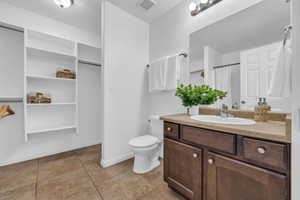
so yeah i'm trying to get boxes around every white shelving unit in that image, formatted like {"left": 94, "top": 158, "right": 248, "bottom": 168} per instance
{"left": 26, "top": 75, "right": 76, "bottom": 82}
{"left": 22, "top": 29, "right": 101, "bottom": 141}
{"left": 27, "top": 125, "right": 77, "bottom": 135}
{"left": 27, "top": 103, "right": 76, "bottom": 106}
{"left": 24, "top": 29, "right": 78, "bottom": 141}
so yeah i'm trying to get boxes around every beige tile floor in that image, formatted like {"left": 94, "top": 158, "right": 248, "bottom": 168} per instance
{"left": 0, "top": 145, "right": 185, "bottom": 200}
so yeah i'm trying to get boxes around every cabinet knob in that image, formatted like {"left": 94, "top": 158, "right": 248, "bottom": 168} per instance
{"left": 193, "top": 153, "right": 198, "bottom": 158}
{"left": 167, "top": 127, "right": 172, "bottom": 132}
{"left": 208, "top": 158, "right": 214, "bottom": 165}
{"left": 257, "top": 147, "right": 266, "bottom": 154}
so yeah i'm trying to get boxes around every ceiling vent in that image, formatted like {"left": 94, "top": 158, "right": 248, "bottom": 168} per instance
{"left": 138, "top": 0, "right": 156, "bottom": 11}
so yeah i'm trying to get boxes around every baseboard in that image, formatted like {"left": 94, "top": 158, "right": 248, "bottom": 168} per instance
{"left": 0, "top": 141, "right": 102, "bottom": 167}
{"left": 101, "top": 151, "right": 134, "bottom": 168}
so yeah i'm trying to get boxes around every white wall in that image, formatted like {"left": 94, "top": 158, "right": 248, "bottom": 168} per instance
{"left": 149, "top": 0, "right": 263, "bottom": 115}
{"left": 101, "top": 2, "right": 149, "bottom": 167}
{"left": 0, "top": 3, "right": 101, "bottom": 166}
{"left": 291, "top": 0, "right": 300, "bottom": 199}
{"left": 78, "top": 63, "right": 103, "bottom": 146}
{"left": 0, "top": 27, "right": 24, "bottom": 98}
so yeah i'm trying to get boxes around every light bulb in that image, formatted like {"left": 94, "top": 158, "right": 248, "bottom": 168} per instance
{"left": 200, "top": 0, "right": 209, "bottom": 4}
{"left": 54, "top": 0, "right": 73, "bottom": 8}
{"left": 189, "top": 2, "right": 198, "bottom": 12}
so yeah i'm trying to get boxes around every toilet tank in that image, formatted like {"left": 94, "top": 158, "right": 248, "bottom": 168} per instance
{"left": 149, "top": 115, "right": 163, "bottom": 140}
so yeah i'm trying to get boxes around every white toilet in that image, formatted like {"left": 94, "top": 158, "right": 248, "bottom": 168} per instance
{"left": 129, "top": 115, "right": 163, "bottom": 174}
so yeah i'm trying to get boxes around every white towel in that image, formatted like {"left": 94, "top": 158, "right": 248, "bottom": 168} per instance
{"left": 177, "top": 55, "right": 189, "bottom": 85}
{"left": 215, "top": 66, "right": 232, "bottom": 107}
{"left": 268, "top": 41, "right": 292, "bottom": 97}
{"left": 165, "top": 55, "right": 189, "bottom": 90}
{"left": 165, "top": 55, "right": 178, "bottom": 90}
{"left": 148, "top": 58, "right": 167, "bottom": 92}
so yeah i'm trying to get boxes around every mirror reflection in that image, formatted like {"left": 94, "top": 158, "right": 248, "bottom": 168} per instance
{"left": 189, "top": 0, "right": 291, "bottom": 112}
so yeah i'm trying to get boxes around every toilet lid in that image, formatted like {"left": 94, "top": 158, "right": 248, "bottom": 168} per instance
{"left": 129, "top": 135, "right": 159, "bottom": 148}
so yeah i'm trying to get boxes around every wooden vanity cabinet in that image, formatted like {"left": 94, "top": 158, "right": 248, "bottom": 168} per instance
{"left": 206, "top": 152, "right": 288, "bottom": 200}
{"left": 164, "top": 139, "right": 202, "bottom": 200}
{"left": 163, "top": 122, "right": 290, "bottom": 200}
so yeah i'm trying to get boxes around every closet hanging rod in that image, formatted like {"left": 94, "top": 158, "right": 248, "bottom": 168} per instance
{"left": 191, "top": 69, "right": 204, "bottom": 73}
{"left": 78, "top": 60, "right": 102, "bottom": 67}
{"left": 213, "top": 62, "right": 240, "bottom": 69}
{"left": 146, "top": 52, "right": 188, "bottom": 68}
{"left": 0, "top": 25, "right": 24, "bottom": 33}
{"left": 0, "top": 98, "right": 23, "bottom": 103}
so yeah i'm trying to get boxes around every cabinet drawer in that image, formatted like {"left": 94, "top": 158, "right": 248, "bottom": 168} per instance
{"left": 164, "top": 122, "right": 179, "bottom": 140}
{"left": 181, "top": 126, "right": 236, "bottom": 154}
{"left": 242, "top": 138, "right": 288, "bottom": 171}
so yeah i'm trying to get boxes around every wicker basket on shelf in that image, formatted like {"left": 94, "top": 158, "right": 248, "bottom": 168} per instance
{"left": 56, "top": 69, "right": 76, "bottom": 79}
{"left": 28, "top": 92, "right": 51, "bottom": 104}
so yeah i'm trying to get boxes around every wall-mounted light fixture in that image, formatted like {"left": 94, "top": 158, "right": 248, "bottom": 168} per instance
{"left": 189, "top": 0, "right": 223, "bottom": 16}
{"left": 54, "top": 0, "right": 74, "bottom": 8}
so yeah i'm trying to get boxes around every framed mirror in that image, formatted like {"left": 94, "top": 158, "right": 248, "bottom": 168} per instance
{"left": 189, "top": 0, "right": 290, "bottom": 112}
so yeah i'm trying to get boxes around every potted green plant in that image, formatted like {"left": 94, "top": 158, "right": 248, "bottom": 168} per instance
{"left": 175, "top": 84, "right": 227, "bottom": 115}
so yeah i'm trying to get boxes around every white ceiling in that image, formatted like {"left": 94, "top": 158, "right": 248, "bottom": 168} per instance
{"left": 2, "top": 0, "right": 184, "bottom": 34}
{"left": 1, "top": 0, "right": 101, "bottom": 34}
{"left": 190, "top": 0, "right": 290, "bottom": 63}
{"left": 107, "top": 0, "right": 184, "bottom": 23}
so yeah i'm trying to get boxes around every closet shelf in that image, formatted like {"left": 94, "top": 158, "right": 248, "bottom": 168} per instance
{"left": 27, "top": 125, "right": 77, "bottom": 135}
{"left": 26, "top": 46, "right": 76, "bottom": 59}
{"left": 27, "top": 103, "right": 76, "bottom": 106}
{"left": 26, "top": 75, "right": 76, "bottom": 82}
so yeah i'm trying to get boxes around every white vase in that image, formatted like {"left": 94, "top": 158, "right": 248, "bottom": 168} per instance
{"left": 190, "top": 106, "right": 200, "bottom": 115}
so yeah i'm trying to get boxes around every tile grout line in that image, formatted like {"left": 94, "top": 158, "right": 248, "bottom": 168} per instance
{"left": 75, "top": 152, "right": 105, "bottom": 200}
{"left": 34, "top": 159, "right": 40, "bottom": 199}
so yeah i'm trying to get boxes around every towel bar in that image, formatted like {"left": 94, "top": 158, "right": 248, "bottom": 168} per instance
{"left": 146, "top": 52, "right": 188, "bottom": 68}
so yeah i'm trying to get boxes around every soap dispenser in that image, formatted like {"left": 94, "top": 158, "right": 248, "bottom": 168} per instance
{"left": 254, "top": 98, "right": 271, "bottom": 122}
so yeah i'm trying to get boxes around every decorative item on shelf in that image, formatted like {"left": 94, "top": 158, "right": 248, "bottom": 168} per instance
{"left": 28, "top": 92, "right": 52, "bottom": 104}
{"left": 56, "top": 68, "right": 76, "bottom": 79}
{"left": 175, "top": 84, "right": 227, "bottom": 115}
{"left": 200, "top": 71, "right": 205, "bottom": 79}
{"left": 254, "top": 98, "right": 271, "bottom": 122}
{"left": 0, "top": 105, "right": 15, "bottom": 120}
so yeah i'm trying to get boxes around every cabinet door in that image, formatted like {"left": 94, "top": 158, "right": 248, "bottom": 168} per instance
{"left": 206, "top": 152, "right": 288, "bottom": 200}
{"left": 164, "top": 139, "right": 202, "bottom": 200}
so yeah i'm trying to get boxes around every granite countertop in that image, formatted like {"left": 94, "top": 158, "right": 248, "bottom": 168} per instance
{"left": 160, "top": 114, "right": 291, "bottom": 143}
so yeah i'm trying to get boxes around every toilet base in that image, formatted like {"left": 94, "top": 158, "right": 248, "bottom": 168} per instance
{"left": 133, "top": 157, "right": 160, "bottom": 174}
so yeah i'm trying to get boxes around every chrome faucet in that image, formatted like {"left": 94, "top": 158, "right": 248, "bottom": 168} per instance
{"left": 232, "top": 102, "right": 240, "bottom": 110}
{"left": 220, "top": 104, "right": 232, "bottom": 118}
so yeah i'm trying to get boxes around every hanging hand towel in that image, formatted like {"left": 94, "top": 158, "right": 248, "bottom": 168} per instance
{"left": 165, "top": 55, "right": 189, "bottom": 90}
{"left": 215, "top": 66, "right": 232, "bottom": 107}
{"left": 165, "top": 55, "right": 178, "bottom": 90}
{"left": 148, "top": 58, "right": 167, "bottom": 92}
{"left": 268, "top": 41, "right": 292, "bottom": 97}
{"left": 177, "top": 55, "right": 189, "bottom": 85}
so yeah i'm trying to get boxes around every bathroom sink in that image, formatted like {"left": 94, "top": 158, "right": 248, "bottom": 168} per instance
{"left": 190, "top": 115, "right": 256, "bottom": 125}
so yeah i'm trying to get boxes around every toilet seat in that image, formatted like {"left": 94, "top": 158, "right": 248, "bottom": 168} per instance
{"left": 129, "top": 135, "right": 159, "bottom": 148}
